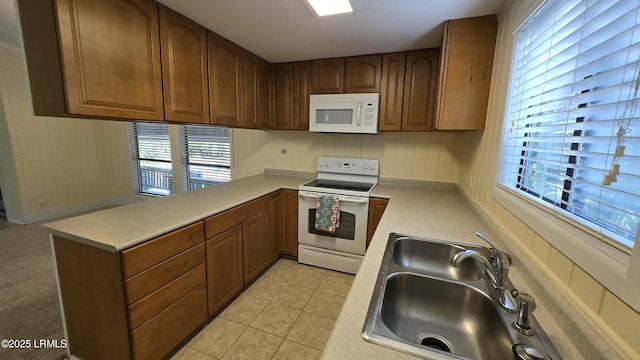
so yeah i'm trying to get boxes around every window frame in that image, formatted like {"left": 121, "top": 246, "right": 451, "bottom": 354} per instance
{"left": 493, "top": 0, "right": 640, "bottom": 312}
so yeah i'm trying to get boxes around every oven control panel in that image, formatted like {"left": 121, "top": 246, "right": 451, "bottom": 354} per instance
{"left": 317, "top": 157, "right": 379, "bottom": 176}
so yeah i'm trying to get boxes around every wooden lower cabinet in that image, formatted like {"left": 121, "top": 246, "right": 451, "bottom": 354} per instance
{"left": 243, "top": 212, "right": 269, "bottom": 283}
{"left": 367, "top": 198, "right": 389, "bottom": 248}
{"left": 206, "top": 224, "right": 243, "bottom": 315}
{"left": 281, "top": 190, "right": 299, "bottom": 257}
{"left": 267, "top": 191, "right": 282, "bottom": 262}
{"left": 131, "top": 284, "right": 207, "bottom": 360}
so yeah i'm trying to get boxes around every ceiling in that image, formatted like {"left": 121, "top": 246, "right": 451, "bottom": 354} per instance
{"left": 158, "top": 0, "right": 507, "bottom": 63}
{"left": 1, "top": 0, "right": 507, "bottom": 62}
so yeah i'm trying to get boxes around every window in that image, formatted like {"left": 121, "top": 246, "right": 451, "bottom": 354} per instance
{"left": 130, "top": 122, "right": 173, "bottom": 196}
{"left": 129, "top": 123, "right": 231, "bottom": 196}
{"left": 499, "top": 0, "right": 640, "bottom": 249}
{"left": 180, "top": 125, "right": 231, "bottom": 191}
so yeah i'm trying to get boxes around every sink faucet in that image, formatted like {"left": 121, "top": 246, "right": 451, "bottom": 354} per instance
{"left": 450, "top": 231, "right": 516, "bottom": 311}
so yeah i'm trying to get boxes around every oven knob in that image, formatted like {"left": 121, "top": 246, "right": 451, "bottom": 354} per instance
{"left": 364, "top": 164, "right": 369, "bottom": 170}
{"left": 370, "top": 163, "right": 377, "bottom": 170}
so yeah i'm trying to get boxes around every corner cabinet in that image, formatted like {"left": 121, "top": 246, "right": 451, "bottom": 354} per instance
{"left": 435, "top": 15, "right": 498, "bottom": 130}
{"left": 367, "top": 198, "right": 389, "bottom": 248}
{"left": 18, "top": 0, "right": 164, "bottom": 120}
{"left": 160, "top": 5, "right": 209, "bottom": 124}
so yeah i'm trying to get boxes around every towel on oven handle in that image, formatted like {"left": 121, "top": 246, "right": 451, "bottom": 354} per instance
{"left": 315, "top": 194, "right": 340, "bottom": 233}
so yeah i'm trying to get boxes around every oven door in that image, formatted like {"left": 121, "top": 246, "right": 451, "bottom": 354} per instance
{"left": 297, "top": 190, "right": 368, "bottom": 255}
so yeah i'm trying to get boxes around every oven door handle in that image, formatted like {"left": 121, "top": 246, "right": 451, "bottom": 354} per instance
{"left": 298, "top": 191, "right": 369, "bottom": 204}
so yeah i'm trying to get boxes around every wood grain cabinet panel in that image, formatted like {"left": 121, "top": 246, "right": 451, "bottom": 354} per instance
{"left": 293, "top": 61, "right": 312, "bottom": 130}
{"left": 159, "top": 5, "right": 209, "bottom": 124}
{"left": 271, "top": 63, "right": 295, "bottom": 129}
{"left": 239, "top": 48, "right": 260, "bottom": 128}
{"left": 402, "top": 49, "right": 439, "bottom": 131}
{"left": 345, "top": 55, "right": 382, "bottom": 93}
{"left": 122, "top": 222, "right": 204, "bottom": 279}
{"left": 206, "top": 224, "right": 243, "bottom": 315}
{"left": 267, "top": 191, "right": 282, "bottom": 262}
{"left": 378, "top": 52, "right": 406, "bottom": 131}
{"left": 258, "top": 58, "right": 272, "bottom": 129}
{"left": 281, "top": 190, "right": 299, "bottom": 257}
{"left": 18, "top": 0, "right": 164, "bottom": 120}
{"left": 243, "top": 212, "right": 269, "bottom": 283}
{"left": 207, "top": 31, "right": 240, "bottom": 127}
{"left": 436, "top": 15, "right": 498, "bottom": 130}
{"left": 366, "top": 198, "right": 389, "bottom": 248}
{"left": 312, "top": 58, "right": 345, "bottom": 94}
{"left": 131, "top": 284, "right": 207, "bottom": 360}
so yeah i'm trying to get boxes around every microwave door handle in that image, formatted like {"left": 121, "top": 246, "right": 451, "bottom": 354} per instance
{"left": 356, "top": 104, "right": 362, "bottom": 127}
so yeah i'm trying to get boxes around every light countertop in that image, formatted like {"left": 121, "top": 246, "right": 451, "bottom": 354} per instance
{"left": 44, "top": 173, "right": 621, "bottom": 359}
{"left": 44, "top": 173, "right": 310, "bottom": 252}
{"left": 322, "top": 182, "right": 619, "bottom": 360}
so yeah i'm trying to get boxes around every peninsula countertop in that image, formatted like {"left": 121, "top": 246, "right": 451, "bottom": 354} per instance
{"left": 44, "top": 173, "right": 311, "bottom": 252}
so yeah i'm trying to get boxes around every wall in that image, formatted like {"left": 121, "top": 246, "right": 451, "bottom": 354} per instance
{"left": 232, "top": 128, "right": 462, "bottom": 183}
{"left": 0, "top": 44, "right": 118, "bottom": 223}
{"left": 455, "top": 0, "right": 640, "bottom": 358}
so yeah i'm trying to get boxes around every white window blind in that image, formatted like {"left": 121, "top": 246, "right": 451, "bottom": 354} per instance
{"left": 129, "top": 122, "right": 173, "bottom": 196}
{"left": 500, "top": 0, "right": 640, "bottom": 249}
{"left": 179, "top": 125, "right": 231, "bottom": 191}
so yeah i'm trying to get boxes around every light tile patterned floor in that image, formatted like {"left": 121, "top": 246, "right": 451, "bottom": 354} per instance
{"left": 171, "top": 258, "right": 354, "bottom": 360}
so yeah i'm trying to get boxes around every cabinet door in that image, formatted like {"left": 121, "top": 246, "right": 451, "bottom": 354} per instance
{"left": 311, "top": 58, "right": 345, "bottom": 94}
{"left": 208, "top": 31, "right": 240, "bottom": 126}
{"left": 258, "top": 58, "right": 272, "bottom": 129}
{"left": 239, "top": 48, "right": 260, "bottom": 128}
{"left": 366, "top": 198, "right": 389, "bottom": 248}
{"left": 436, "top": 15, "right": 498, "bottom": 130}
{"left": 402, "top": 49, "right": 439, "bottom": 131}
{"left": 293, "top": 61, "right": 312, "bottom": 130}
{"left": 159, "top": 5, "right": 209, "bottom": 124}
{"left": 378, "top": 52, "right": 406, "bottom": 131}
{"left": 243, "top": 212, "right": 269, "bottom": 283}
{"left": 205, "top": 225, "right": 243, "bottom": 315}
{"left": 281, "top": 190, "right": 299, "bottom": 257}
{"left": 53, "top": 0, "right": 164, "bottom": 120}
{"left": 271, "top": 63, "right": 295, "bottom": 129}
{"left": 267, "top": 192, "right": 282, "bottom": 262}
{"left": 345, "top": 55, "right": 382, "bottom": 93}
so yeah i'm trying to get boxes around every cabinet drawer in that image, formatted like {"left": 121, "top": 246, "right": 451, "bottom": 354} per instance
{"left": 122, "top": 222, "right": 204, "bottom": 278}
{"left": 131, "top": 283, "right": 207, "bottom": 360}
{"left": 205, "top": 196, "right": 268, "bottom": 239}
{"left": 128, "top": 263, "right": 206, "bottom": 330}
{"left": 125, "top": 244, "right": 205, "bottom": 305}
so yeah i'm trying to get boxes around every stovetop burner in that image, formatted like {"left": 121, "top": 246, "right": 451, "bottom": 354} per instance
{"left": 301, "top": 179, "right": 375, "bottom": 193}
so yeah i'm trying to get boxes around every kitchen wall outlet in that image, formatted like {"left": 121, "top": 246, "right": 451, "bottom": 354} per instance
{"left": 271, "top": 156, "right": 277, "bottom": 166}
{"left": 36, "top": 200, "right": 44, "bottom": 209}
{"left": 281, "top": 148, "right": 287, "bottom": 154}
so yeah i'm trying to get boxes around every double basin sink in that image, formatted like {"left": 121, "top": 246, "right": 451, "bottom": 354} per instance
{"left": 362, "top": 233, "right": 561, "bottom": 360}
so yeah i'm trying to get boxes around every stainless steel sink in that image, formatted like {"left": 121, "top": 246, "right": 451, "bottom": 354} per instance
{"left": 363, "top": 233, "right": 562, "bottom": 360}
{"left": 380, "top": 273, "right": 513, "bottom": 360}
{"left": 392, "top": 237, "right": 483, "bottom": 281}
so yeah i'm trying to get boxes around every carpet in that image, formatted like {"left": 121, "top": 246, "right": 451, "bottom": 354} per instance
{"left": 0, "top": 224, "right": 66, "bottom": 360}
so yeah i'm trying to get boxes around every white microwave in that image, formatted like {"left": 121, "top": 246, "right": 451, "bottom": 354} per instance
{"left": 309, "top": 93, "right": 379, "bottom": 134}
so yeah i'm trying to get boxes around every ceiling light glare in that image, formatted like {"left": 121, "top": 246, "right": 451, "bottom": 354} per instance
{"left": 307, "top": 0, "right": 354, "bottom": 16}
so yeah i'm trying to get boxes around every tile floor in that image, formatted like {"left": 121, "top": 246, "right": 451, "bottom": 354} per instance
{"left": 171, "top": 258, "right": 355, "bottom": 360}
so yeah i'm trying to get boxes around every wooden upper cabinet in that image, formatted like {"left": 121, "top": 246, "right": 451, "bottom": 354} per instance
{"left": 378, "top": 52, "right": 406, "bottom": 131}
{"left": 258, "top": 58, "right": 272, "bottom": 129}
{"left": 271, "top": 63, "right": 295, "bottom": 129}
{"left": 160, "top": 5, "right": 209, "bottom": 124}
{"left": 207, "top": 31, "right": 240, "bottom": 127}
{"left": 401, "top": 49, "right": 439, "bottom": 132}
{"left": 436, "top": 15, "right": 498, "bottom": 130}
{"left": 293, "top": 61, "right": 312, "bottom": 130}
{"left": 239, "top": 48, "right": 260, "bottom": 128}
{"left": 19, "top": 0, "right": 164, "bottom": 120}
{"left": 345, "top": 55, "right": 382, "bottom": 93}
{"left": 311, "top": 58, "right": 345, "bottom": 94}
